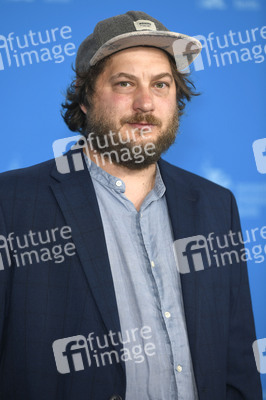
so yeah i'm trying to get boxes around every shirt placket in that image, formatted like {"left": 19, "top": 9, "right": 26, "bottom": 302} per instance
{"left": 138, "top": 205, "right": 180, "bottom": 398}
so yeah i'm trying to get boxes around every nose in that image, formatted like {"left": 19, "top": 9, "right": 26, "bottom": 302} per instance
{"left": 132, "top": 85, "right": 155, "bottom": 113}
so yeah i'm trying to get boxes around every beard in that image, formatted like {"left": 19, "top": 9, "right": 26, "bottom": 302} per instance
{"left": 83, "top": 104, "right": 179, "bottom": 170}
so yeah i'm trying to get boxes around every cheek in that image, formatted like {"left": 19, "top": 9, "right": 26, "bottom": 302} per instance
{"left": 112, "top": 93, "right": 132, "bottom": 108}
{"left": 155, "top": 88, "right": 176, "bottom": 111}
{"left": 97, "top": 93, "right": 132, "bottom": 114}
{"left": 157, "top": 99, "right": 176, "bottom": 116}
{"left": 167, "top": 91, "right": 177, "bottom": 111}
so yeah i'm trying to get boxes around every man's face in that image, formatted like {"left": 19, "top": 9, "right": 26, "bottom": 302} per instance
{"left": 81, "top": 47, "right": 179, "bottom": 169}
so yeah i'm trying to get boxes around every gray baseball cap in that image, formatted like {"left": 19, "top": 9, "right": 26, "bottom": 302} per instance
{"left": 75, "top": 10, "right": 202, "bottom": 73}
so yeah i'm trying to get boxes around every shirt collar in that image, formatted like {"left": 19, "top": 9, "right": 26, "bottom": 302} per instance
{"left": 84, "top": 154, "right": 166, "bottom": 200}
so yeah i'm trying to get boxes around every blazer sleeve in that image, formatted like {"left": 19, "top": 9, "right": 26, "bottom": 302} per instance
{"left": 226, "top": 192, "right": 262, "bottom": 399}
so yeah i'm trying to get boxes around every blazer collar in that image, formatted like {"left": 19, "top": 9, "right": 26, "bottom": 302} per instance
{"left": 50, "top": 151, "right": 121, "bottom": 338}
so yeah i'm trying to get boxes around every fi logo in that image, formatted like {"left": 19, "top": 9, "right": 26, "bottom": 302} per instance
{"left": 252, "top": 338, "right": 266, "bottom": 374}
{"left": 173, "top": 235, "right": 211, "bottom": 274}
{"left": 52, "top": 135, "right": 90, "bottom": 174}
{"left": 252, "top": 138, "right": 266, "bottom": 174}
{"left": 0, "top": 234, "right": 12, "bottom": 270}
{"left": 52, "top": 335, "right": 91, "bottom": 374}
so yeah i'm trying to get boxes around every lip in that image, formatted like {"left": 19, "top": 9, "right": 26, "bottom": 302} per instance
{"left": 127, "top": 123, "right": 156, "bottom": 128}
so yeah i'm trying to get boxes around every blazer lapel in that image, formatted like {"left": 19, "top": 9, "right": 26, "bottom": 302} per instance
{"left": 49, "top": 153, "right": 121, "bottom": 337}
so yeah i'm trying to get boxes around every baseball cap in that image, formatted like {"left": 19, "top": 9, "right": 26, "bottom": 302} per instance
{"left": 75, "top": 10, "right": 202, "bottom": 73}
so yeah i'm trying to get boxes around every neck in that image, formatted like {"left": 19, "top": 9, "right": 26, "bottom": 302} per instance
{"left": 85, "top": 148, "right": 157, "bottom": 211}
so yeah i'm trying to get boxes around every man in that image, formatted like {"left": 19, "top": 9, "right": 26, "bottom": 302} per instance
{"left": 0, "top": 10, "right": 262, "bottom": 400}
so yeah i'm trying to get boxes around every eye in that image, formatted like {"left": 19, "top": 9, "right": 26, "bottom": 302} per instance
{"left": 117, "top": 81, "right": 132, "bottom": 87}
{"left": 154, "top": 82, "right": 169, "bottom": 89}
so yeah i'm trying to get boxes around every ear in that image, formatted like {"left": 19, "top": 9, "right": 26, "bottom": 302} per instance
{"left": 80, "top": 104, "right": 87, "bottom": 114}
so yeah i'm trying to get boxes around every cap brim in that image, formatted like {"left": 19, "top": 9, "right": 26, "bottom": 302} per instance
{"left": 90, "top": 31, "right": 202, "bottom": 71}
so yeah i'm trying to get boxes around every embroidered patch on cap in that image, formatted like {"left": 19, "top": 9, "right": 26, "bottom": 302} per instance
{"left": 133, "top": 20, "right": 157, "bottom": 31}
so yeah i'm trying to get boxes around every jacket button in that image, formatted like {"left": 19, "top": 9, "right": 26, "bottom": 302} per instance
{"left": 109, "top": 396, "right": 122, "bottom": 400}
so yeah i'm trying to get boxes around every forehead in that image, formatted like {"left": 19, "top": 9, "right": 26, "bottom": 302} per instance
{"left": 102, "top": 46, "right": 173, "bottom": 76}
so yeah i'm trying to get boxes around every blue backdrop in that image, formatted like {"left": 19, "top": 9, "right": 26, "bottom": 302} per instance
{"left": 1, "top": 0, "right": 266, "bottom": 395}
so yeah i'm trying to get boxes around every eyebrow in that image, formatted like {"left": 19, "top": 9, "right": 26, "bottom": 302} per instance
{"left": 110, "top": 72, "right": 173, "bottom": 82}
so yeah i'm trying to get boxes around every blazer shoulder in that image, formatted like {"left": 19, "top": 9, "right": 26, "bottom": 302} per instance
{"left": 0, "top": 158, "right": 56, "bottom": 199}
{"left": 0, "top": 158, "right": 55, "bottom": 181}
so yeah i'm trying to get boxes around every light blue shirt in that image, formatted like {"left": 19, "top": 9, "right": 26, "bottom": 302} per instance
{"left": 86, "top": 157, "right": 198, "bottom": 400}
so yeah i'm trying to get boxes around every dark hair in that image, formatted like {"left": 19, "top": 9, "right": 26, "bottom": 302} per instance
{"left": 61, "top": 51, "right": 199, "bottom": 134}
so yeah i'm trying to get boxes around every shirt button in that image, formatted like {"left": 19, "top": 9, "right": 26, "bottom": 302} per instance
{"left": 176, "top": 365, "right": 183, "bottom": 372}
{"left": 164, "top": 311, "right": 171, "bottom": 318}
{"left": 150, "top": 261, "right": 155, "bottom": 267}
{"left": 115, "top": 180, "right": 122, "bottom": 187}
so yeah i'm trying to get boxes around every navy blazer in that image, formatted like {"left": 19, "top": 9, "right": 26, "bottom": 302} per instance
{"left": 0, "top": 151, "right": 262, "bottom": 400}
